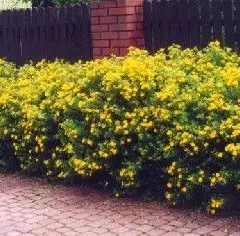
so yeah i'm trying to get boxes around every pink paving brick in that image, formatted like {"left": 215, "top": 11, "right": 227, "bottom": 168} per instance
{"left": 0, "top": 173, "right": 238, "bottom": 236}
{"left": 148, "top": 229, "right": 167, "bottom": 236}
{"left": 110, "top": 226, "right": 131, "bottom": 233}
{"left": 136, "top": 224, "right": 154, "bottom": 232}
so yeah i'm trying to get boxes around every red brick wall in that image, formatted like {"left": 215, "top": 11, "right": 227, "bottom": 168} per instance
{"left": 90, "top": 0, "right": 144, "bottom": 58}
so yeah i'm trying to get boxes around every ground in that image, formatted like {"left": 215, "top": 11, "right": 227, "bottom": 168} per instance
{"left": 0, "top": 173, "right": 239, "bottom": 236}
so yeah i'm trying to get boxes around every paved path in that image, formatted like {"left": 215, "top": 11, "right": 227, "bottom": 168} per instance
{"left": 0, "top": 174, "right": 239, "bottom": 236}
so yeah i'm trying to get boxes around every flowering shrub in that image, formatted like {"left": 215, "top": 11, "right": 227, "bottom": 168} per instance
{"left": 0, "top": 59, "right": 18, "bottom": 170}
{"left": 0, "top": 42, "right": 239, "bottom": 213}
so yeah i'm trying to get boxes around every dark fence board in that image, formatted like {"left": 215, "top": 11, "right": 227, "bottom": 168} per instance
{"left": 81, "top": 4, "right": 92, "bottom": 60}
{"left": 144, "top": 0, "right": 240, "bottom": 52}
{"left": 178, "top": 0, "right": 189, "bottom": 47}
{"left": 0, "top": 4, "right": 92, "bottom": 65}
{"left": 212, "top": 0, "right": 223, "bottom": 43}
{"left": 168, "top": 0, "right": 178, "bottom": 45}
{"left": 160, "top": 0, "right": 171, "bottom": 48}
{"left": 0, "top": 11, "right": 8, "bottom": 59}
{"left": 143, "top": 0, "right": 153, "bottom": 51}
{"left": 200, "top": 0, "right": 212, "bottom": 47}
{"left": 152, "top": 0, "right": 162, "bottom": 51}
{"left": 235, "top": 0, "right": 240, "bottom": 50}
{"left": 189, "top": 0, "right": 201, "bottom": 47}
{"left": 223, "top": 0, "right": 235, "bottom": 47}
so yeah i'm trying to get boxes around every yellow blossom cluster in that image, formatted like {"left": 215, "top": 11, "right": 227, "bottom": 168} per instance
{"left": 207, "top": 197, "right": 225, "bottom": 214}
{"left": 119, "top": 167, "right": 136, "bottom": 188}
{"left": 0, "top": 42, "right": 239, "bottom": 213}
{"left": 71, "top": 158, "right": 102, "bottom": 177}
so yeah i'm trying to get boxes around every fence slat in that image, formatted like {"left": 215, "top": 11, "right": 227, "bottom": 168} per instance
{"left": 143, "top": 0, "right": 153, "bottom": 52}
{"left": 74, "top": 5, "right": 83, "bottom": 59}
{"left": 81, "top": 4, "right": 92, "bottom": 60}
{"left": 152, "top": 0, "right": 162, "bottom": 51}
{"left": 235, "top": 0, "right": 240, "bottom": 50}
{"left": 143, "top": 0, "right": 240, "bottom": 52}
{"left": 200, "top": 0, "right": 212, "bottom": 48}
{"left": 212, "top": 0, "right": 223, "bottom": 43}
{"left": 0, "top": 13, "right": 3, "bottom": 56}
{"left": 23, "top": 9, "right": 32, "bottom": 63}
{"left": 0, "top": 11, "right": 9, "bottom": 60}
{"left": 168, "top": 0, "right": 178, "bottom": 45}
{"left": 66, "top": 6, "right": 75, "bottom": 61}
{"left": 161, "top": 0, "right": 172, "bottom": 48}
{"left": 0, "top": 4, "right": 92, "bottom": 65}
{"left": 178, "top": 0, "right": 189, "bottom": 47}
{"left": 51, "top": 7, "right": 59, "bottom": 60}
{"left": 39, "top": 7, "right": 47, "bottom": 61}
{"left": 189, "top": 0, "right": 201, "bottom": 47}
{"left": 7, "top": 11, "right": 15, "bottom": 62}
{"left": 14, "top": 10, "right": 22, "bottom": 65}
{"left": 12, "top": 10, "right": 21, "bottom": 64}
{"left": 223, "top": 0, "right": 235, "bottom": 48}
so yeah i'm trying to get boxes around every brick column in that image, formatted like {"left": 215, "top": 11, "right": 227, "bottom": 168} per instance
{"left": 90, "top": 0, "right": 144, "bottom": 58}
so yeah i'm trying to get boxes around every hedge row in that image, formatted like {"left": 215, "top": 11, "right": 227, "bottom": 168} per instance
{"left": 0, "top": 42, "right": 239, "bottom": 213}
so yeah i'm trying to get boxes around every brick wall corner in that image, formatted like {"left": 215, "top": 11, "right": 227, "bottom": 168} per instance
{"left": 90, "top": 0, "right": 144, "bottom": 59}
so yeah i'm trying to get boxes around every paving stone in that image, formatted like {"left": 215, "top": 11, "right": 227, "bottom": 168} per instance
{"left": 170, "top": 220, "right": 185, "bottom": 227}
{"left": 160, "top": 224, "right": 176, "bottom": 232}
{"left": 162, "top": 232, "right": 183, "bottom": 236}
{"left": 81, "top": 232, "right": 98, "bottom": 236}
{"left": 110, "top": 226, "right": 131, "bottom": 234}
{"left": 89, "top": 218, "right": 112, "bottom": 228}
{"left": 125, "top": 222, "right": 140, "bottom": 230}
{"left": 177, "top": 227, "right": 192, "bottom": 233}
{"left": 42, "top": 231, "right": 62, "bottom": 236}
{"left": 63, "top": 231, "right": 79, "bottom": 236}
{"left": 210, "top": 231, "right": 229, "bottom": 236}
{"left": 91, "top": 227, "right": 108, "bottom": 234}
{"left": 75, "top": 226, "right": 92, "bottom": 233}
{"left": 148, "top": 229, "right": 167, "bottom": 235}
{"left": 185, "top": 223, "right": 202, "bottom": 230}
{"left": 5, "top": 231, "right": 22, "bottom": 236}
{"left": 192, "top": 225, "right": 219, "bottom": 235}
{"left": 184, "top": 234, "right": 201, "bottom": 236}
{"left": 0, "top": 173, "right": 238, "bottom": 236}
{"left": 99, "top": 233, "right": 117, "bottom": 236}
{"left": 46, "top": 222, "right": 65, "bottom": 230}
{"left": 229, "top": 233, "right": 240, "bottom": 236}
{"left": 119, "top": 230, "right": 142, "bottom": 236}
{"left": 31, "top": 228, "right": 52, "bottom": 235}
{"left": 102, "top": 222, "right": 122, "bottom": 229}
{"left": 136, "top": 224, "right": 154, "bottom": 232}
{"left": 56, "top": 227, "right": 73, "bottom": 233}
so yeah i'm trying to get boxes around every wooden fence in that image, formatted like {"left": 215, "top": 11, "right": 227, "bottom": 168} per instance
{"left": 0, "top": 4, "right": 92, "bottom": 65}
{"left": 144, "top": 0, "right": 240, "bottom": 52}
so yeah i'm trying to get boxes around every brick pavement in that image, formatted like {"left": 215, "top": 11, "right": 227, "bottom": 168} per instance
{"left": 0, "top": 173, "right": 239, "bottom": 236}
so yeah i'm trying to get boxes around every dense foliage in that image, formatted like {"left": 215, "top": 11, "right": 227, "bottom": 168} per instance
{"left": 0, "top": 42, "right": 239, "bottom": 214}
{"left": 21, "top": 0, "right": 99, "bottom": 7}
{"left": 0, "top": 0, "right": 31, "bottom": 10}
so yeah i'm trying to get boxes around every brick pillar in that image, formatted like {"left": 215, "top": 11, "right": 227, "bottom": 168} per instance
{"left": 90, "top": 0, "right": 144, "bottom": 58}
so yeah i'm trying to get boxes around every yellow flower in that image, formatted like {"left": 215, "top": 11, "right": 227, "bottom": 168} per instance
{"left": 217, "top": 152, "right": 223, "bottom": 158}
{"left": 210, "top": 209, "right": 216, "bottom": 214}
{"left": 193, "top": 146, "right": 199, "bottom": 152}
{"left": 127, "top": 138, "right": 131, "bottom": 143}
{"left": 87, "top": 140, "right": 93, "bottom": 146}
{"left": 165, "top": 192, "right": 171, "bottom": 200}
{"left": 198, "top": 177, "right": 203, "bottom": 183}
{"left": 181, "top": 187, "right": 187, "bottom": 193}
{"left": 204, "top": 143, "right": 209, "bottom": 148}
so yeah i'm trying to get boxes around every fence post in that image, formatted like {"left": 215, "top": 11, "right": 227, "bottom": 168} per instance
{"left": 90, "top": 0, "right": 145, "bottom": 58}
